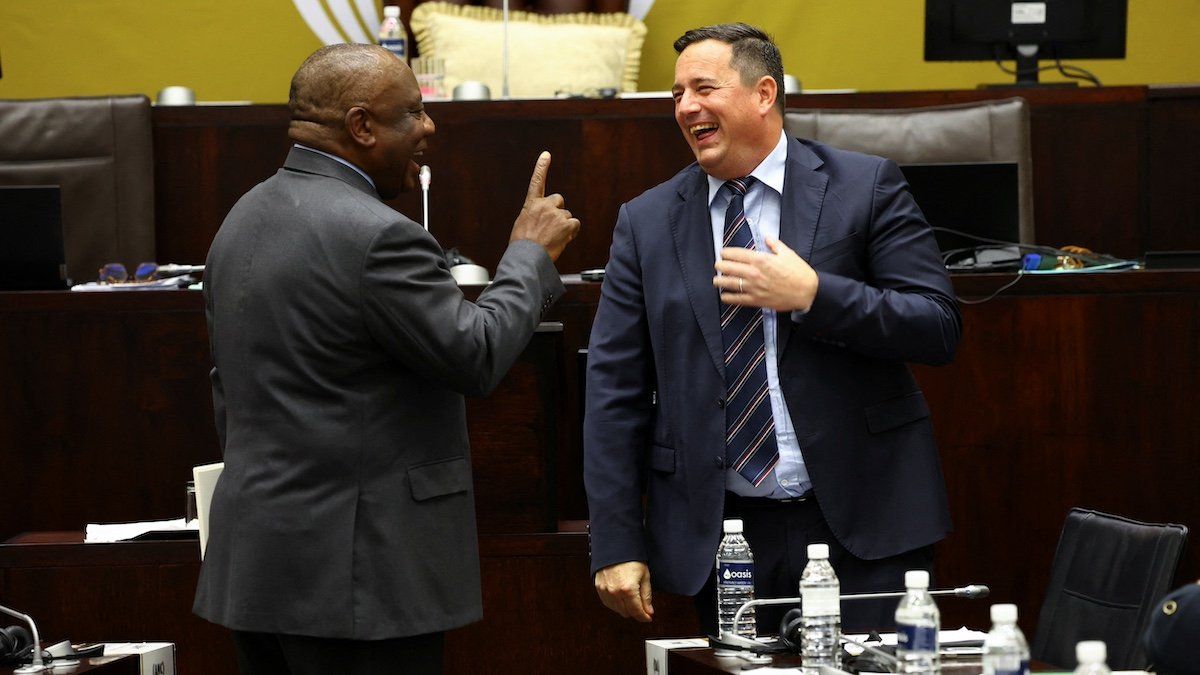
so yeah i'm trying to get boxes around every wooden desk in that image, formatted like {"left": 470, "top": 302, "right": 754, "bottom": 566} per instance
{"left": 152, "top": 86, "right": 1200, "bottom": 273}
{"left": 0, "top": 531, "right": 698, "bottom": 675}
{"left": 0, "top": 290, "right": 564, "bottom": 541}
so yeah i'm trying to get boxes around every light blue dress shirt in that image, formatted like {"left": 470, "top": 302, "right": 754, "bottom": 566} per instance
{"left": 293, "top": 144, "right": 376, "bottom": 191}
{"left": 707, "top": 130, "right": 812, "bottom": 499}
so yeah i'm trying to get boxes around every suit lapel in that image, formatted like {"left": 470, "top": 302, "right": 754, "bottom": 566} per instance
{"left": 670, "top": 171, "right": 725, "bottom": 376}
{"left": 777, "top": 137, "right": 828, "bottom": 354}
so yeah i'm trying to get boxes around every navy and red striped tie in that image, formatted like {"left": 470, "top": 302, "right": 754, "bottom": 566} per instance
{"left": 720, "top": 177, "right": 779, "bottom": 486}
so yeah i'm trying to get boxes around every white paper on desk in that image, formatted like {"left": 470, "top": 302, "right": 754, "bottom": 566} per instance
{"left": 84, "top": 518, "right": 198, "bottom": 543}
{"left": 843, "top": 627, "right": 988, "bottom": 655}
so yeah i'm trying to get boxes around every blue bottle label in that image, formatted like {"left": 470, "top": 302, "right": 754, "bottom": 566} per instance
{"left": 380, "top": 38, "right": 406, "bottom": 59}
{"left": 896, "top": 624, "right": 938, "bottom": 652}
{"left": 717, "top": 561, "right": 754, "bottom": 587}
{"left": 992, "top": 660, "right": 1029, "bottom": 675}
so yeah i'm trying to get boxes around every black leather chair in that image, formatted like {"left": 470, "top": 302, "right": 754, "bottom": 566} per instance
{"left": 0, "top": 95, "right": 156, "bottom": 284}
{"left": 784, "top": 98, "right": 1035, "bottom": 246}
{"left": 1032, "top": 508, "right": 1188, "bottom": 670}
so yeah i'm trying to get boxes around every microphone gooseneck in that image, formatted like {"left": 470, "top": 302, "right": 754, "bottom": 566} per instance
{"left": 722, "top": 584, "right": 990, "bottom": 653}
{"left": 0, "top": 602, "right": 47, "bottom": 673}
{"left": 420, "top": 165, "right": 432, "bottom": 232}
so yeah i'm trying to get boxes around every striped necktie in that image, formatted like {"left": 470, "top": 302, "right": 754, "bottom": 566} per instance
{"left": 720, "top": 177, "right": 779, "bottom": 486}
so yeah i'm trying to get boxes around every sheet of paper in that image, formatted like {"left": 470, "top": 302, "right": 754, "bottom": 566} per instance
{"left": 85, "top": 518, "right": 198, "bottom": 543}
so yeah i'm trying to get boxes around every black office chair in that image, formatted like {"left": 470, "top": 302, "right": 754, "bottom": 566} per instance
{"left": 1032, "top": 508, "right": 1188, "bottom": 670}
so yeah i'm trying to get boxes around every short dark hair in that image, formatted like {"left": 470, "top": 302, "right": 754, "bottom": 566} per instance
{"left": 674, "top": 23, "right": 785, "bottom": 114}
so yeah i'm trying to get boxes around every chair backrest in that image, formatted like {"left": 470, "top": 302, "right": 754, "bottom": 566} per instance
{"left": 1032, "top": 508, "right": 1189, "bottom": 669}
{"left": 784, "top": 97, "right": 1034, "bottom": 245}
{"left": 0, "top": 95, "right": 156, "bottom": 284}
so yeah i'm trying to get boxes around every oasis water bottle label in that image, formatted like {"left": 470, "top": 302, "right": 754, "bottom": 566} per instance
{"left": 896, "top": 624, "right": 938, "bottom": 652}
{"left": 717, "top": 562, "right": 754, "bottom": 587}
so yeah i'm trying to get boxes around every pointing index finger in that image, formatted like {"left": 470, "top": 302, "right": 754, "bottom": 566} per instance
{"left": 525, "top": 151, "right": 551, "bottom": 203}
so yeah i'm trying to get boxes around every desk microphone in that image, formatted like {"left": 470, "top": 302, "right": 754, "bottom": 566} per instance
{"left": 0, "top": 602, "right": 47, "bottom": 673}
{"left": 420, "top": 165, "right": 432, "bottom": 232}
{"left": 720, "top": 584, "right": 991, "bottom": 652}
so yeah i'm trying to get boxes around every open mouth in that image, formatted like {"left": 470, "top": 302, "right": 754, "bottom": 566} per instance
{"left": 689, "top": 122, "right": 718, "bottom": 142}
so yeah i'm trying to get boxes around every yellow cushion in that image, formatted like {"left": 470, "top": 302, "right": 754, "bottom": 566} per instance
{"left": 410, "top": 2, "right": 647, "bottom": 98}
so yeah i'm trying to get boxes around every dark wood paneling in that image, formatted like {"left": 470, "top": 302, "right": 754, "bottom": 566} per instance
{"left": 153, "top": 86, "right": 1200, "bottom": 278}
{"left": 0, "top": 532, "right": 696, "bottom": 675}
{"left": 1147, "top": 86, "right": 1200, "bottom": 253}
{"left": 0, "top": 291, "right": 564, "bottom": 541}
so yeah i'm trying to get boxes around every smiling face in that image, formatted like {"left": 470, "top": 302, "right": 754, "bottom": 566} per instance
{"left": 672, "top": 39, "right": 780, "bottom": 180}
{"left": 362, "top": 62, "right": 435, "bottom": 199}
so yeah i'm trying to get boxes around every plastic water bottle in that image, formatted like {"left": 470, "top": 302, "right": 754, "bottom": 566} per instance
{"left": 378, "top": 6, "right": 407, "bottom": 62}
{"left": 895, "top": 569, "right": 940, "bottom": 675}
{"left": 983, "top": 604, "right": 1030, "bottom": 675}
{"left": 1073, "top": 641, "right": 1111, "bottom": 675}
{"left": 799, "top": 543, "right": 840, "bottom": 674}
{"left": 716, "top": 518, "right": 755, "bottom": 639}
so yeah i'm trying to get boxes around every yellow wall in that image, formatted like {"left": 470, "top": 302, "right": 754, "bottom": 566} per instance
{"left": 638, "top": 0, "right": 1200, "bottom": 91}
{"left": 0, "top": 1, "right": 1196, "bottom": 103}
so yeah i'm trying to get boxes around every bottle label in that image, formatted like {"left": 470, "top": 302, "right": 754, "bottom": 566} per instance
{"left": 801, "top": 586, "right": 840, "bottom": 616}
{"left": 717, "top": 561, "right": 754, "bottom": 587}
{"left": 985, "top": 658, "right": 1030, "bottom": 675}
{"left": 896, "top": 624, "right": 938, "bottom": 652}
{"left": 380, "top": 38, "right": 407, "bottom": 59}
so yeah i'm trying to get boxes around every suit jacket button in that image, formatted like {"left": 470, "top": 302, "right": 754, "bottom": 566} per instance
{"left": 714, "top": 456, "right": 725, "bottom": 468}
{"left": 717, "top": 397, "right": 726, "bottom": 409}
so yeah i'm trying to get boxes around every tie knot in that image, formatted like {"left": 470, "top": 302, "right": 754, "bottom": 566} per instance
{"left": 725, "top": 177, "right": 754, "bottom": 196}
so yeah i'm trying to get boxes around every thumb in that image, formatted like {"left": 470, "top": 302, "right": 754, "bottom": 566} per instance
{"left": 525, "top": 151, "right": 551, "bottom": 204}
{"left": 640, "top": 573, "right": 654, "bottom": 615}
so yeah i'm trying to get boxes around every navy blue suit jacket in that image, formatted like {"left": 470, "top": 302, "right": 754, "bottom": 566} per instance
{"left": 583, "top": 136, "right": 962, "bottom": 597}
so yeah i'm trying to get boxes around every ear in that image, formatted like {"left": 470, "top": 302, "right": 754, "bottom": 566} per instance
{"left": 344, "top": 106, "right": 376, "bottom": 149}
{"left": 756, "top": 75, "right": 778, "bottom": 115}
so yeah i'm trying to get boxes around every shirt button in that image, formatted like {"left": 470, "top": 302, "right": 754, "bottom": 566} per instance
{"left": 780, "top": 479, "right": 791, "bottom": 486}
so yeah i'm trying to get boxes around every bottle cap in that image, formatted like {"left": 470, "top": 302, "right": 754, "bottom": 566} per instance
{"left": 807, "top": 543, "right": 829, "bottom": 559}
{"left": 723, "top": 519, "right": 743, "bottom": 534}
{"left": 383, "top": 5, "right": 400, "bottom": 17}
{"left": 991, "top": 603, "right": 1018, "bottom": 623}
{"left": 1077, "top": 641, "right": 1106, "bottom": 664}
{"left": 905, "top": 570, "right": 930, "bottom": 589}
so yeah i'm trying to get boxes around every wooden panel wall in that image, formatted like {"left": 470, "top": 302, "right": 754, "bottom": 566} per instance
{"left": 153, "top": 87, "right": 1200, "bottom": 275}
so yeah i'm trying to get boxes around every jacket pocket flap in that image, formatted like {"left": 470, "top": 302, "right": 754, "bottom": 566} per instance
{"left": 865, "top": 392, "right": 930, "bottom": 433}
{"left": 409, "top": 456, "right": 471, "bottom": 501}
{"left": 649, "top": 445, "right": 676, "bottom": 473}
{"left": 811, "top": 231, "right": 860, "bottom": 265}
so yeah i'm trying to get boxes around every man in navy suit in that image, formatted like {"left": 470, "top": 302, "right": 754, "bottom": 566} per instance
{"left": 584, "top": 23, "right": 962, "bottom": 634}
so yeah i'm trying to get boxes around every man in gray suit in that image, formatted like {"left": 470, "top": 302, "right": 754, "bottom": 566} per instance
{"left": 193, "top": 44, "right": 579, "bottom": 674}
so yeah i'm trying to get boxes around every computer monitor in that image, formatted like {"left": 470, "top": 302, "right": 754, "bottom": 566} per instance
{"left": 924, "top": 0, "right": 1128, "bottom": 85}
{"left": 0, "top": 185, "right": 68, "bottom": 290}
{"left": 901, "top": 162, "right": 1021, "bottom": 270}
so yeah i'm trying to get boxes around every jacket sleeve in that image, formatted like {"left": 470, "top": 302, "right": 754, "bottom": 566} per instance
{"left": 583, "top": 203, "right": 655, "bottom": 574}
{"left": 792, "top": 159, "right": 962, "bottom": 365}
{"left": 361, "top": 221, "right": 564, "bottom": 397}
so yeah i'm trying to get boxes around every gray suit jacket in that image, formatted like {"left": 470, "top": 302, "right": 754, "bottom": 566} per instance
{"left": 193, "top": 147, "right": 563, "bottom": 639}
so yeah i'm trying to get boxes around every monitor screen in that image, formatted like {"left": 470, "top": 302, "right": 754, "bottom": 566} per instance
{"left": 900, "top": 162, "right": 1021, "bottom": 259}
{"left": 925, "top": 0, "right": 1127, "bottom": 65}
{"left": 0, "top": 185, "right": 68, "bottom": 290}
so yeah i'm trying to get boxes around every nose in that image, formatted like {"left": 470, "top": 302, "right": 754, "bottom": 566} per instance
{"left": 424, "top": 113, "right": 436, "bottom": 137}
{"left": 676, "top": 90, "right": 700, "bottom": 116}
